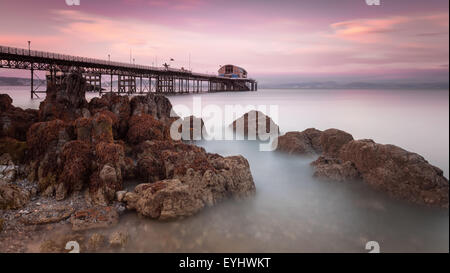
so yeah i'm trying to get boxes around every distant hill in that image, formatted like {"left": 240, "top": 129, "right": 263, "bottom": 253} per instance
{"left": 260, "top": 81, "right": 450, "bottom": 90}
{"left": 0, "top": 76, "right": 45, "bottom": 86}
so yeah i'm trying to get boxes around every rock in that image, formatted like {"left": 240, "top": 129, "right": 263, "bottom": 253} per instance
{"left": 74, "top": 112, "right": 114, "bottom": 145}
{"left": 109, "top": 230, "right": 129, "bottom": 249}
{"left": 0, "top": 137, "right": 28, "bottom": 164}
{"left": 38, "top": 72, "right": 88, "bottom": 122}
{"left": 89, "top": 93, "right": 130, "bottom": 138}
{"left": 311, "top": 156, "right": 360, "bottom": 182}
{"left": 0, "top": 218, "right": 4, "bottom": 232}
{"left": 130, "top": 93, "right": 173, "bottom": 120}
{"left": 70, "top": 206, "right": 119, "bottom": 231}
{"left": 339, "top": 139, "right": 449, "bottom": 207}
{"left": 57, "top": 140, "right": 92, "bottom": 200}
{"left": 0, "top": 94, "right": 13, "bottom": 112}
{"left": 26, "top": 119, "right": 71, "bottom": 197}
{"left": 115, "top": 190, "right": 127, "bottom": 202}
{"left": 127, "top": 140, "right": 256, "bottom": 220}
{"left": 275, "top": 128, "right": 322, "bottom": 156}
{"left": 87, "top": 233, "right": 106, "bottom": 251}
{"left": 127, "top": 114, "right": 168, "bottom": 145}
{"left": 320, "top": 128, "right": 353, "bottom": 158}
{"left": 0, "top": 153, "right": 17, "bottom": 183}
{"left": 0, "top": 94, "right": 38, "bottom": 141}
{"left": 129, "top": 179, "right": 203, "bottom": 220}
{"left": 89, "top": 142, "right": 125, "bottom": 205}
{"left": 230, "top": 110, "right": 279, "bottom": 139}
{"left": 0, "top": 183, "right": 30, "bottom": 210}
{"left": 26, "top": 119, "right": 70, "bottom": 159}
{"left": 21, "top": 206, "right": 74, "bottom": 225}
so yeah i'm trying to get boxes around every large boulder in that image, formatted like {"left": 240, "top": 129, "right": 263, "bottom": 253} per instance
{"left": 276, "top": 128, "right": 322, "bottom": 156}
{"left": 339, "top": 139, "right": 449, "bottom": 207}
{"left": 310, "top": 156, "right": 360, "bottom": 182}
{"left": 320, "top": 128, "right": 354, "bottom": 158}
{"left": 126, "top": 140, "right": 256, "bottom": 220}
{"left": 0, "top": 94, "right": 38, "bottom": 141}
{"left": 230, "top": 110, "right": 279, "bottom": 139}
{"left": 39, "top": 73, "right": 89, "bottom": 122}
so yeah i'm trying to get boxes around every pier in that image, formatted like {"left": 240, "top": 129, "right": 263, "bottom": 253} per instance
{"left": 0, "top": 45, "right": 257, "bottom": 98}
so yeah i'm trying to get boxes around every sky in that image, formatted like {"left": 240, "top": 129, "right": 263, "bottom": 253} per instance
{"left": 0, "top": 0, "right": 448, "bottom": 84}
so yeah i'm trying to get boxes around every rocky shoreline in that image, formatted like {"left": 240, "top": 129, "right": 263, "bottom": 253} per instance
{"left": 276, "top": 128, "right": 449, "bottom": 208}
{"left": 0, "top": 73, "right": 255, "bottom": 252}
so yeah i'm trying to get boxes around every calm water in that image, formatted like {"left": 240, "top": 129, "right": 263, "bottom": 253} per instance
{"left": 2, "top": 86, "right": 449, "bottom": 252}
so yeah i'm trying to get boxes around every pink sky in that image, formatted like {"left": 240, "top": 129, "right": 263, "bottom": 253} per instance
{"left": 0, "top": 0, "right": 448, "bottom": 83}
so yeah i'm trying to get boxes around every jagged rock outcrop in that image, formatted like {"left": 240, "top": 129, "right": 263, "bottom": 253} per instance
{"left": 338, "top": 139, "right": 449, "bottom": 207}
{"left": 276, "top": 128, "right": 322, "bottom": 156}
{"left": 230, "top": 110, "right": 279, "bottom": 139}
{"left": 0, "top": 94, "right": 38, "bottom": 141}
{"left": 125, "top": 140, "right": 256, "bottom": 220}
{"left": 89, "top": 93, "right": 130, "bottom": 138}
{"left": 88, "top": 142, "right": 126, "bottom": 205}
{"left": 39, "top": 73, "right": 89, "bottom": 121}
{"left": 26, "top": 119, "right": 71, "bottom": 197}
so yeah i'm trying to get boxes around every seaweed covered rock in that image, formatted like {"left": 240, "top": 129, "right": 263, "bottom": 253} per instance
{"left": 230, "top": 110, "right": 279, "bottom": 139}
{"left": 89, "top": 142, "right": 126, "bottom": 205}
{"left": 39, "top": 73, "right": 89, "bottom": 122}
{"left": 320, "top": 128, "right": 353, "bottom": 158}
{"left": 0, "top": 94, "right": 38, "bottom": 141}
{"left": 127, "top": 140, "right": 255, "bottom": 220}
{"left": 276, "top": 128, "right": 322, "bottom": 156}
{"left": 339, "top": 139, "right": 449, "bottom": 207}
{"left": 74, "top": 112, "right": 114, "bottom": 145}
{"left": 26, "top": 119, "right": 71, "bottom": 196}
{"left": 89, "top": 93, "right": 130, "bottom": 138}
{"left": 57, "top": 140, "right": 92, "bottom": 200}
{"left": 127, "top": 114, "right": 168, "bottom": 145}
